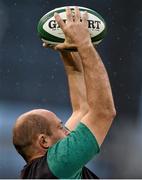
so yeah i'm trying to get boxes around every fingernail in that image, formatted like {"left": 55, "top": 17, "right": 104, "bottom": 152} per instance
{"left": 54, "top": 12, "right": 58, "bottom": 17}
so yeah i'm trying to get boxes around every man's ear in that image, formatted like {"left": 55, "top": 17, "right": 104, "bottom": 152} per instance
{"left": 38, "top": 134, "right": 49, "bottom": 149}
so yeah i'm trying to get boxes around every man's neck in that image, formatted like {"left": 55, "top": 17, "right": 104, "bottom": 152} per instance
{"left": 27, "top": 151, "right": 47, "bottom": 163}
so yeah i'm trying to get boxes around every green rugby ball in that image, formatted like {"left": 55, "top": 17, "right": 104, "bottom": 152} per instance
{"left": 37, "top": 6, "right": 107, "bottom": 45}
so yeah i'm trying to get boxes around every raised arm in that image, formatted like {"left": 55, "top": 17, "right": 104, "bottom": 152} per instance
{"left": 59, "top": 51, "right": 89, "bottom": 131}
{"left": 43, "top": 42, "right": 89, "bottom": 130}
{"left": 55, "top": 7, "right": 116, "bottom": 146}
{"left": 79, "top": 45, "right": 116, "bottom": 146}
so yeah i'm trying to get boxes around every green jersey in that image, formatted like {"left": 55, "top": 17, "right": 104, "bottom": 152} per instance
{"left": 47, "top": 122, "right": 100, "bottom": 179}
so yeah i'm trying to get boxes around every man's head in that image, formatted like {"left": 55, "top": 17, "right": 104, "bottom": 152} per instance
{"left": 13, "top": 109, "right": 69, "bottom": 162}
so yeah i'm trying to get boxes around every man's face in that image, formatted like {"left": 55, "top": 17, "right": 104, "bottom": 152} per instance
{"left": 48, "top": 116, "right": 70, "bottom": 145}
{"left": 39, "top": 109, "right": 70, "bottom": 146}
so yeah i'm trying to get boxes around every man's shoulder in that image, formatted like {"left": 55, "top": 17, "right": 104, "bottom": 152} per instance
{"left": 47, "top": 122, "right": 100, "bottom": 179}
{"left": 48, "top": 122, "right": 100, "bottom": 155}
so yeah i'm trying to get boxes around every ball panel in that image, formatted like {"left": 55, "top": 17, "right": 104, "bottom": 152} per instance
{"left": 37, "top": 6, "right": 107, "bottom": 45}
{"left": 91, "top": 27, "right": 107, "bottom": 42}
{"left": 37, "top": 15, "right": 64, "bottom": 43}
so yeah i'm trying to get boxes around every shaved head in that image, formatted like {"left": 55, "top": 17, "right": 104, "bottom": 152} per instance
{"left": 13, "top": 109, "right": 69, "bottom": 162}
{"left": 13, "top": 109, "right": 55, "bottom": 161}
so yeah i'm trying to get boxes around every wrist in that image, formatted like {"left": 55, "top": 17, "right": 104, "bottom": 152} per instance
{"left": 77, "top": 37, "right": 93, "bottom": 48}
{"left": 77, "top": 42, "right": 94, "bottom": 57}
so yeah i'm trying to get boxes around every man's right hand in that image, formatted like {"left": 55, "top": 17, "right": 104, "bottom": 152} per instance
{"left": 54, "top": 7, "right": 92, "bottom": 51}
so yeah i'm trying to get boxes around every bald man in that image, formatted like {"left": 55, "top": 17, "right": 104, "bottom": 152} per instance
{"left": 13, "top": 7, "right": 116, "bottom": 179}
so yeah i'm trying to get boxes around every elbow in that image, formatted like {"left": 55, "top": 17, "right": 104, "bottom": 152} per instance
{"left": 112, "top": 107, "right": 117, "bottom": 118}
{"left": 89, "top": 106, "right": 116, "bottom": 121}
{"left": 105, "top": 107, "right": 117, "bottom": 121}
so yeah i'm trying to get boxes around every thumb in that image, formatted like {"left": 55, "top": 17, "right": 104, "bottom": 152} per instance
{"left": 55, "top": 43, "right": 77, "bottom": 51}
{"left": 55, "top": 43, "right": 66, "bottom": 50}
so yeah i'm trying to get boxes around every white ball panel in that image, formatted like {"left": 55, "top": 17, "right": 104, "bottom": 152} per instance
{"left": 43, "top": 11, "right": 105, "bottom": 39}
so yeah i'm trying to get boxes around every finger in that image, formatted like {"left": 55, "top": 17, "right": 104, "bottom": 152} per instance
{"left": 74, "top": 6, "right": 81, "bottom": 22}
{"left": 82, "top": 11, "right": 88, "bottom": 26}
{"left": 42, "top": 42, "right": 47, "bottom": 47}
{"left": 54, "top": 12, "right": 65, "bottom": 30}
{"left": 42, "top": 43, "right": 53, "bottom": 48}
{"left": 42, "top": 42, "right": 51, "bottom": 48}
{"left": 43, "top": 42, "right": 52, "bottom": 48}
{"left": 66, "top": 7, "right": 73, "bottom": 22}
{"left": 42, "top": 43, "right": 58, "bottom": 50}
{"left": 55, "top": 43, "right": 77, "bottom": 51}
{"left": 55, "top": 43, "right": 67, "bottom": 50}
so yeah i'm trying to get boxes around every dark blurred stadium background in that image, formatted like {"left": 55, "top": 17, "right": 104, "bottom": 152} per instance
{"left": 0, "top": 0, "right": 142, "bottom": 178}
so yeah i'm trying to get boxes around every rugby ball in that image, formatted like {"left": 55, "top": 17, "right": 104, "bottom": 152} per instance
{"left": 37, "top": 6, "right": 107, "bottom": 46}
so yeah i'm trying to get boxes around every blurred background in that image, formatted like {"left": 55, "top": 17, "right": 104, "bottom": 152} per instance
{"left": 0, "top": 0, "right": 142, "bottom": 178}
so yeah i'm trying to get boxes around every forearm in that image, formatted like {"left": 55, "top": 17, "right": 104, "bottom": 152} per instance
{"left": 60, "top": 52, "right": 89, "bottom": 130}
{"left": 60, "top": 52, "right": 83, "bottom": 72}
{"left": 78, "top": 43, "right": 116, "bottom": 145}
{"left": 64, "top": 68, "right": 89, "bottom": 130}
{"left": 78, "top": 44, "right": 115, "bottom": 116}
{"left": 60, "top": 52, "right": 88, "bottom": 112}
